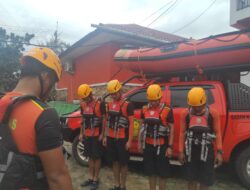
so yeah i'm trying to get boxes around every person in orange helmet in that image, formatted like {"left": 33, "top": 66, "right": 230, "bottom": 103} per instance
{"left": 178, "top": 87, "right": 223, "bottom": 190}
{"left": 77, "top": 84, "right": 106, "bottom": 190}
{"left": 103, "top": 79, "right": 134, "bottom": 190}
{"left": 0, "top": 47, "right": 73, "bottom": 190}
{"left": 138, "top": 84, "right": 174, "bottom": 190}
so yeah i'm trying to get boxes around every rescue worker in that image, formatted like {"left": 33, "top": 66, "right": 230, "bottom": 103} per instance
{"left": 0, "top": 47, "right": 73, "bottom": 189}
{"left": 178, "top": 87, "right": 223, "bottom": 190}
{"left": 77, "top": 84, "right": 106, "bottom": 190}
{"left": 138, "top": 84, "right": 174, "bottom": 190}
{"left": 103, "top": 79, "right": 134, "bottom": 190}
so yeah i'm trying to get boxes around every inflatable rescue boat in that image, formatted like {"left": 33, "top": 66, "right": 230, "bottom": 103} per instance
{"left": 114, "top": 31, "right": 250, "bottom": 74}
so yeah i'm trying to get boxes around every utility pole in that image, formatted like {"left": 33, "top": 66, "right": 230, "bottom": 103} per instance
{"left": 54, "top": 21, "right": 58, "bottom": 47}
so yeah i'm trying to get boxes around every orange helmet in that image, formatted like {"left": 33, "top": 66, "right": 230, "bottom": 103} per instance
{"left": 147, "top": 84, "right": 162, "bottom": 100}
{"left": 187, "top": 87, "right": 207, "bottom": 106}
{"left": 107, "top": 79, "right": 122, "bottom": 94}
{"left": 20, "top": 47, "right": 62, "bottom": 81}
{"left": 77, "top": 84, "right": 93, "bottom": 99}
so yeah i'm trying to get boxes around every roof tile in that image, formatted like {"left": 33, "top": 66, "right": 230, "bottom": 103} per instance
{"left": 99, "top": 23, "right": 186, "bottom": 42}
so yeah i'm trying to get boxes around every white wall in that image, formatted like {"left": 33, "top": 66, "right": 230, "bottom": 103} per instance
{"left": 230, "top": 0, "right": 250, "bottom": 29}
{"left": 241, "top": 72, "right": 250, "bottom": 86}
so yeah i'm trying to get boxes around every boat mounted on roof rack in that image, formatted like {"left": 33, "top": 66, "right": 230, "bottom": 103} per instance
{"left": 114, "top": 30, "right": 250, "bottom": 75}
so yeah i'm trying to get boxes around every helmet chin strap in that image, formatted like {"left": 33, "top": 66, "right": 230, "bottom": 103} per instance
{"left": 38, "top": 74, "right": 44, "bottom": 99}
{"left": 117, "top": 91, "right": 122, "bottom": 100}
{"left": 38, "top": 74, "right": 54, "bottom": 101}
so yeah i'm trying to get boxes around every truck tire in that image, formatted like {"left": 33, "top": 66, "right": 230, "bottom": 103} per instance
{"left": 72, "top": 135, "right": 89, "bottom": 166}
{"left": 235, "top": 147, "right": 250, "bottom": 188}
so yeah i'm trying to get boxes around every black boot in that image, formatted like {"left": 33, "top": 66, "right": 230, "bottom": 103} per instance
{"left": 108, "top": 186, "right": 120, "bottom": 190}
{"left": 80, "top": 179, "right": 93, "bottom": 187}
{"left": 90, "top": 181, "right": 99, "bottom": 190}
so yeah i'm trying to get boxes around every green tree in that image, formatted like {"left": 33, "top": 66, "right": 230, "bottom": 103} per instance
{"left": 0, "top": 27, "right": 34, "bottom": 92}
{"left": 45, "top": 30, "right": 70, "bottom": 55}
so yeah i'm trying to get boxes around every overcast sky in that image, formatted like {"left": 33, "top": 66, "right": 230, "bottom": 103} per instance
{"left": 1, "top": 0, "right": 249, "bottom": 83}
{"left": 0, "top": 0, "right": 235, "bottom": 44}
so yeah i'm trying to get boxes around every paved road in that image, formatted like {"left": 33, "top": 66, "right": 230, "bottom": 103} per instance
{"left": 67, "top": 157, "right": 247, "bottom": 190}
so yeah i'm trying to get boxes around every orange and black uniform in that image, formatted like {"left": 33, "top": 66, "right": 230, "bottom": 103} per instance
{"left": 141, "top": 104, "right": 174, "bottom": 178}
{"left": 179, "top": 107, "right": 222, "bottom": 186}
{"left": 106, "top": 100, "right": 134, "bottom": 165}
{"left": 0, "top": 92, "right": 63, "bottom": 189}
{"left": 80, "top": 100, "right": 106, "bottom": 159}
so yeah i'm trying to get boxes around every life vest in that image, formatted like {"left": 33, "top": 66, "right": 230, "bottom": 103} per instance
{"left": 144, "top": 103, "right": 170, "bottom": 145}
{"left": 140, "top": 103, "right": 171, "bottom": 155}
{"left": 187, "top": 107, "right": 213, "bottom": 139}
{"left": 0, "top": 93, "right": 45, "bottom": 189}
{"left": 107, "top": 99, "right": 129, "bottom": 139}
{"left": 3, "top": 92, "right": 47, "bottom": 155}
{"left": 80, "top": 100, "right": 102, "bottom": 137}
{"left": 185, "top": 107, "right": 216, "bottom": 162}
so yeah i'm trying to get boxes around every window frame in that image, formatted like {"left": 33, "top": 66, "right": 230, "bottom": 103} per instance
{"left": 169, "top": 85, "right": 215, "bottom": 108}
{"left": 126, "top": 86, "right": 166, "bottom": 109}
{"left": 237, "top": 0, "right": 250, "bottom": 11}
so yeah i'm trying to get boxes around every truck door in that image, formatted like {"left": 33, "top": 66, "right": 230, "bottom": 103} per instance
{"left": 125, "top": 86, "right": 166, "bottom": 154}
{"left": 126, "top": 88, "right": 148, "bottom": 154}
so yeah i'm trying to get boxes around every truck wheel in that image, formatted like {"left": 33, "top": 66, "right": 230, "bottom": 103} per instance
{"left": 235, "top": 147, "right": 250, "bottom": 188}
{"left": 72, "top": 135, "right": 89, "bottom": 166}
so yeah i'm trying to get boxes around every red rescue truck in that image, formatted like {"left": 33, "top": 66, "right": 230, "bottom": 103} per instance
{"left": 62, "top": 30, "right": 250, "bottom": 188}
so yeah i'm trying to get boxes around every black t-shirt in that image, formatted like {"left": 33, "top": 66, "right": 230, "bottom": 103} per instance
{"left": 126, "top": 102, "right": 134, "bottom": 116}
{"left": 35, "top": 102, "right": 63, "bottom": 152}
{"left": 100, "top": 101, "right": 106, "bottom": 115}
{"left": 166, "top": 108, "right": 174, "bottom": 124}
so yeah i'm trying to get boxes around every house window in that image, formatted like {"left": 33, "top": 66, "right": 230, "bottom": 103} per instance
{"left": 237, "top": 0, "right": 250, "bottom": 10}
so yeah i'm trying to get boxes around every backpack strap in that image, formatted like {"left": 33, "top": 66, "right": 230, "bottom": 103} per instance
{"left": 1, "top": 95, "right": 37, "bottom": 152}
{"left": 159, "top": 103, "right": 167, "bottom": 115}
{"left": 120, "top": 99, "right": 129, "bottom": 117}
{"left": 93, "top": 100, "right": 99, "bottom": 116}
{"left": 2, "top": 95, "right": 37, "bottom": 124}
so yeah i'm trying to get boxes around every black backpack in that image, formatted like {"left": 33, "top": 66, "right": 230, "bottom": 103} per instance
{"left": 0, "top": 95, "right": 42, "bottom": 190}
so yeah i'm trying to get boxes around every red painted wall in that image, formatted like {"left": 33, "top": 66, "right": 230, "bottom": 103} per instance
{"left": 58, "top": 43, "right": 139, "bottom": 102}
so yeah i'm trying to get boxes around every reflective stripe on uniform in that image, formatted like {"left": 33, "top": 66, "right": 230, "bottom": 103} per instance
{"left": 36, "top": 171, "right": 45, "bottom": 179}
{"left": 31, "top": 100, "right": 44, "bottom": 111}
{"left": 0, "top": 151, "right": 14, "bottom": 182}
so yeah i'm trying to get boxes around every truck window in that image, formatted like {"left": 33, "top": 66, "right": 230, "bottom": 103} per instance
{"left": 127, "top": 90, "right": 148, "bottom": 109}
{"left": 127, "top": 86, "right": 166, "bottom": 109}
{"left": 170, "top": 87, "right": 214, "bottom": 108}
